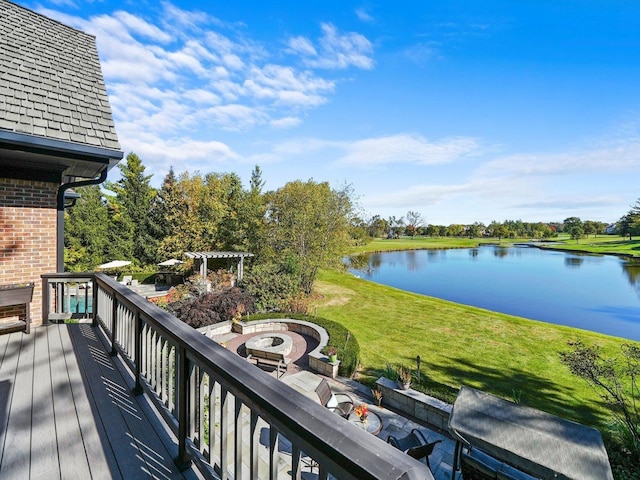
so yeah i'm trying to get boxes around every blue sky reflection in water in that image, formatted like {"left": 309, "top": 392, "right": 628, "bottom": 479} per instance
{"left": 349, "top": 246, "right": 640, "bottom": 341}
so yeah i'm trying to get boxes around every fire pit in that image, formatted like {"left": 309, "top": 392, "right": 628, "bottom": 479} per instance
{"left": 245, "top": 333, "right": 293, "bottom": 358}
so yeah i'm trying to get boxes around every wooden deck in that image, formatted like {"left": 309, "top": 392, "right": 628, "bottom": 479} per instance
{"left": 0, "top": 323, "right": 201, "bottom": 480}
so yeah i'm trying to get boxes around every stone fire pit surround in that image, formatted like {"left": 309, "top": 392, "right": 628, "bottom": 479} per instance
{"left": 245, "top": 332, "right": 293, "bottom": 357}
{"left": 202, "top": 318, "right": 339, "bottom": 378}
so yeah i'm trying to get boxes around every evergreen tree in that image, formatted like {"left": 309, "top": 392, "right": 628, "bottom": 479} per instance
{"left": 105, "top": 153, "right": 158, "bottom": 266}
{"left": 244, "top": 165, "right": 267, "bottom": 255}
{"left": 64, "top": 185, "right": 110, "bottom": 271}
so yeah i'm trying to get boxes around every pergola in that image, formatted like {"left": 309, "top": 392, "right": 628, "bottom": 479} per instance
{"left": 184, "top": 251, "right": 254, "bottom": 282}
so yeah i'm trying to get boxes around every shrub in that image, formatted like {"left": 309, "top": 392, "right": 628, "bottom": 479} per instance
{"left": 241, "top": 263, "right": 302, "bottom": 312}
{"left": 245, "top": 313, "right": 360, "bottom": 377}
{"left": 560, "top": 339, "right": 640, "bottom": 457}
{"left": 169, "top": 287, "right": 256, "bottom": 328}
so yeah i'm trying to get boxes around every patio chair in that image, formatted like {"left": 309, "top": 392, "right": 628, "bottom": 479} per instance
{"left": 120, "top": 275, "right": 133, "bottom": 285}
{"left": 314, "top": 378, "right": 354, "bottom": 417}
{"left": 387, "top": 429, "right": 441, "bottom": 469}
{"left": 407, "top": 439, "right": 442, "bottom": 469}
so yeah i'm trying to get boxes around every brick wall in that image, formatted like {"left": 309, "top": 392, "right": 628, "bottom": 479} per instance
{"left": 0, "top": 178, "right": 58, "bottom": 326}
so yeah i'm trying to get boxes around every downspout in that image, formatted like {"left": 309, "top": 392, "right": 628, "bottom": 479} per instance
{"left": 56, "top": 169, "right": 108, "bottom": 273}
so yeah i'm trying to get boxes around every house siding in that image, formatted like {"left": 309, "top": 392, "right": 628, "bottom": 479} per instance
{"left": 0, "top": 177, "right": 57, "bottom": 325}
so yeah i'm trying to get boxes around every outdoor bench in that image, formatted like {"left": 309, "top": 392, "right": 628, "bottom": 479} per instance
{"left": 246, "top": 352, "right": 291, "bottom": 378}
{"left": 0, "top": 283, "right": 34, "bottom": 334}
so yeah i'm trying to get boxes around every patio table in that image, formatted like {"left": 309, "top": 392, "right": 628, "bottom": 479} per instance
{"left": 448, "top": 386, "right": 613, "bottom": 480}
{"left": 348, "top": 411, "right": 383, "bottom": 435}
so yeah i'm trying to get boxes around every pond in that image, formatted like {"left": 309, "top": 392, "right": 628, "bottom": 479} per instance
{"left": 348, "top": 245, "right": 640, "bottom": 340}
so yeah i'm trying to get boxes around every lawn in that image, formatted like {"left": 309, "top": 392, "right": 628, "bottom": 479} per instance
{"left": 541, "top": 234, "right": 640, "bottom": 258}
{"left": 311, "top": 265, "right": 631, "bottom": 431}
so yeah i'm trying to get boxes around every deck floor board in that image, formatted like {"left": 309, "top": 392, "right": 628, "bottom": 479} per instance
{"left": 0, "top": 324, "right": 200, "bottom": 480}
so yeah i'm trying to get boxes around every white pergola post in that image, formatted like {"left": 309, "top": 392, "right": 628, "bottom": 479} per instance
{"left": 238, "top": 257, "right": 244, "bottom": 281}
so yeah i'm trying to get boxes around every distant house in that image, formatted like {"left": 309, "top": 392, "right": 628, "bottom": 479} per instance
{"left": 605, "top": 224, "right": 617, "bottom": 235}
{"left": 0, "top": 0, "right": 123, "bottom": 326}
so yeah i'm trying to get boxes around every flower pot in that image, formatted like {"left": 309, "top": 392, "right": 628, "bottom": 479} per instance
{"left": 329, "top": 354, "right": 338, "bottom": 363}
{"left": 398, "top": 381, "right": 411, "bottom": 390}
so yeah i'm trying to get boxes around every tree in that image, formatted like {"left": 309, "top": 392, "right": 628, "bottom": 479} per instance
{"left": 243, "top": 165, "right": 267, "bottom": 255}
{"left": 262, "top": 180, "right": 354, "bottom": 294}
{"left": 150, "top": 167, "right": 180, "bottom": 248}
{"left": 367, "top": 215, "right": 388, "bottom": 238}
{"left": 583, "top": 220, "right": 597, "bottom": 238}
{"left": 105, "top": 153, "right": 157, "bottom": 265}
{"left": 405, "top": 211, "right": 424, "bottom": 239}
{"left": 563, "top": 217, "right": 584, "bottom": 243}
{"left": 560, "top": 340, "right": 640, "bottom": 454}
{"left": 425, "top": 224, "right": 438, "bottom": 237}
{"left": 64, "top": 185, "right": 110, "bottom": 271}
{"left": 619, "top": 199, "right": 640, "bottom": 241}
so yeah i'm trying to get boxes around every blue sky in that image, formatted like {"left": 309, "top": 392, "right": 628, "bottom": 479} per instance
{"left": 27, "top": 0, "right": 640, "bottom": 224}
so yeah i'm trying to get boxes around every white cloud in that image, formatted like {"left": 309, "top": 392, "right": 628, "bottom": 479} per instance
{"left": 161, "top": 2, "right": 217, "bottom": 31}
{"left": 37, "top": 3, "right": 374, "bottom": 141}
{"left": 270, "top": 117, "right": 302, "bottom": 129}
{"left": 355, "top": 8, "right": 374, "bottom": 23}
{"left": 336, "top": 134, "right": 481, "bottom": 167}
{"left": 120, "top": 133, "right": 239, "bottom": 173}
{"left": 477, "top": 136, "right": 640, "bottom": 178}
{"left": 113, "top": 11, "right": 172, "bottom": 43}
{"left": 287, "top": 23, "right": 374, "bottom": 70}
{"left": 287, "top": 36, "right": 318, "bottom": 56}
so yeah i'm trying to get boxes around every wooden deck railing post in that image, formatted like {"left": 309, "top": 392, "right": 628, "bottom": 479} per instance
{"left": 92, "top": 276, "right": 98, "bottom": 327}
{"left": 175, "top": 344, "right": 192, "bottom": 471}
{"left": 41, "top": 277, "right": 49, "bottom": 325}
{"left": 132, "top": 310, "right": 143, "bottom": 396}
{"left": 110, "top": 295, "right": 118, "bottom": 357}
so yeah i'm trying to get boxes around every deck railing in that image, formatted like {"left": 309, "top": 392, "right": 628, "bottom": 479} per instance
{"left": 42, "top": 272, "right": 93, "bottom": 322}
{"left": 42, "top": 272, "right": 432, "bottom": 480}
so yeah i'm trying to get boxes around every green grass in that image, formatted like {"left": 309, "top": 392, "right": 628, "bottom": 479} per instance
{"left": 350, "top": 236, "right": 485, "bottom": 254}
{"left": 311, "top": 267, "right": 630, "bottom": 430}
{"left": 540, "top": 234, "right": 640, "bottom": 258}
{"left": 353, "top": 235, "right": 640, "bottom": 258}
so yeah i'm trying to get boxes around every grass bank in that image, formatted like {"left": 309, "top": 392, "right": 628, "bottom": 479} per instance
{"left": 538, "top": 234, "right": 640, "bottom": 258}
{"left": 311, "top": 267, "right": 629, "bottom": 431}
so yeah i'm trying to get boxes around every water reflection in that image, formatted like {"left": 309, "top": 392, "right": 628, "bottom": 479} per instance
{"left": 622, "top": 261, "right": 640, "bottom": 297}
{"left": 348, "top": 246, "right": 640, "bottom": 339}
{"left": 564, "top": 257, "right": 584, "bottom": 268}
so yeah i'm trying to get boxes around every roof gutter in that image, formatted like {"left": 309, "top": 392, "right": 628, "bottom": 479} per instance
{"left": 56, "top": 169, "right": 108, "bottom": 272}
{"left": 0, "top": 129, "right": 123, "bottom": 164}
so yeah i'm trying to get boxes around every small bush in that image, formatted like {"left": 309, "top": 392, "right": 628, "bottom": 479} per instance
{"left": 169, "top": 287, "right": 256, "bottom": 328}
{"left": 245, "top": 313, "right": 360, "bottom": 377}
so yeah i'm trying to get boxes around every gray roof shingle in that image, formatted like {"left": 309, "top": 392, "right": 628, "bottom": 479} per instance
{"left": 0, "top": 0, "right": 120, "bottom": 151}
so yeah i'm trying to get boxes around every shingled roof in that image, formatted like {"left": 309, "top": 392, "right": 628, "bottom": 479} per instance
{"left": 0, "top": 0, "right": 122, "bottom": 178}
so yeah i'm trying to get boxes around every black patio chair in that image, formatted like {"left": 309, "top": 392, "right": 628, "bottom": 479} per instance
{"left": 407, "top": 439, "right": 442, "bottom": 469}
{"left": 387, "top": 428, "right": 442, "bottom": 469}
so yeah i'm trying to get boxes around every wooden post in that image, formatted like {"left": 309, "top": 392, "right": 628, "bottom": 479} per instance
{"left": 110, "top": 295, "right": 118, "bottom": 357}
{"left": 41, "top": 277, "right": 49, "bottom": 325}
{"left": 174, "top": 344, "right": 192, "bottom": 471}
{"left": 92, "top": 277, "right": 98, "bottom": 327}
{"left": 132, "top": 310, "right": 143, "bottom": 395}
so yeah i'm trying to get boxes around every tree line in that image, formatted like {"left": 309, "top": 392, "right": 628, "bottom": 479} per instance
{"left": 65, "top": 153, "right": 356, "bottom": 307}
{"left": 359, "top": 214, "right": 609, "bottom": 241}
{"left": 66, "top": 152, "right": 630, "bottom": 300}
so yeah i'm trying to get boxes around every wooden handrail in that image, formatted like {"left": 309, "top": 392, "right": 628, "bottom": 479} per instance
{"left": 43, "top": 272, "right": 433, "bottom": 480}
